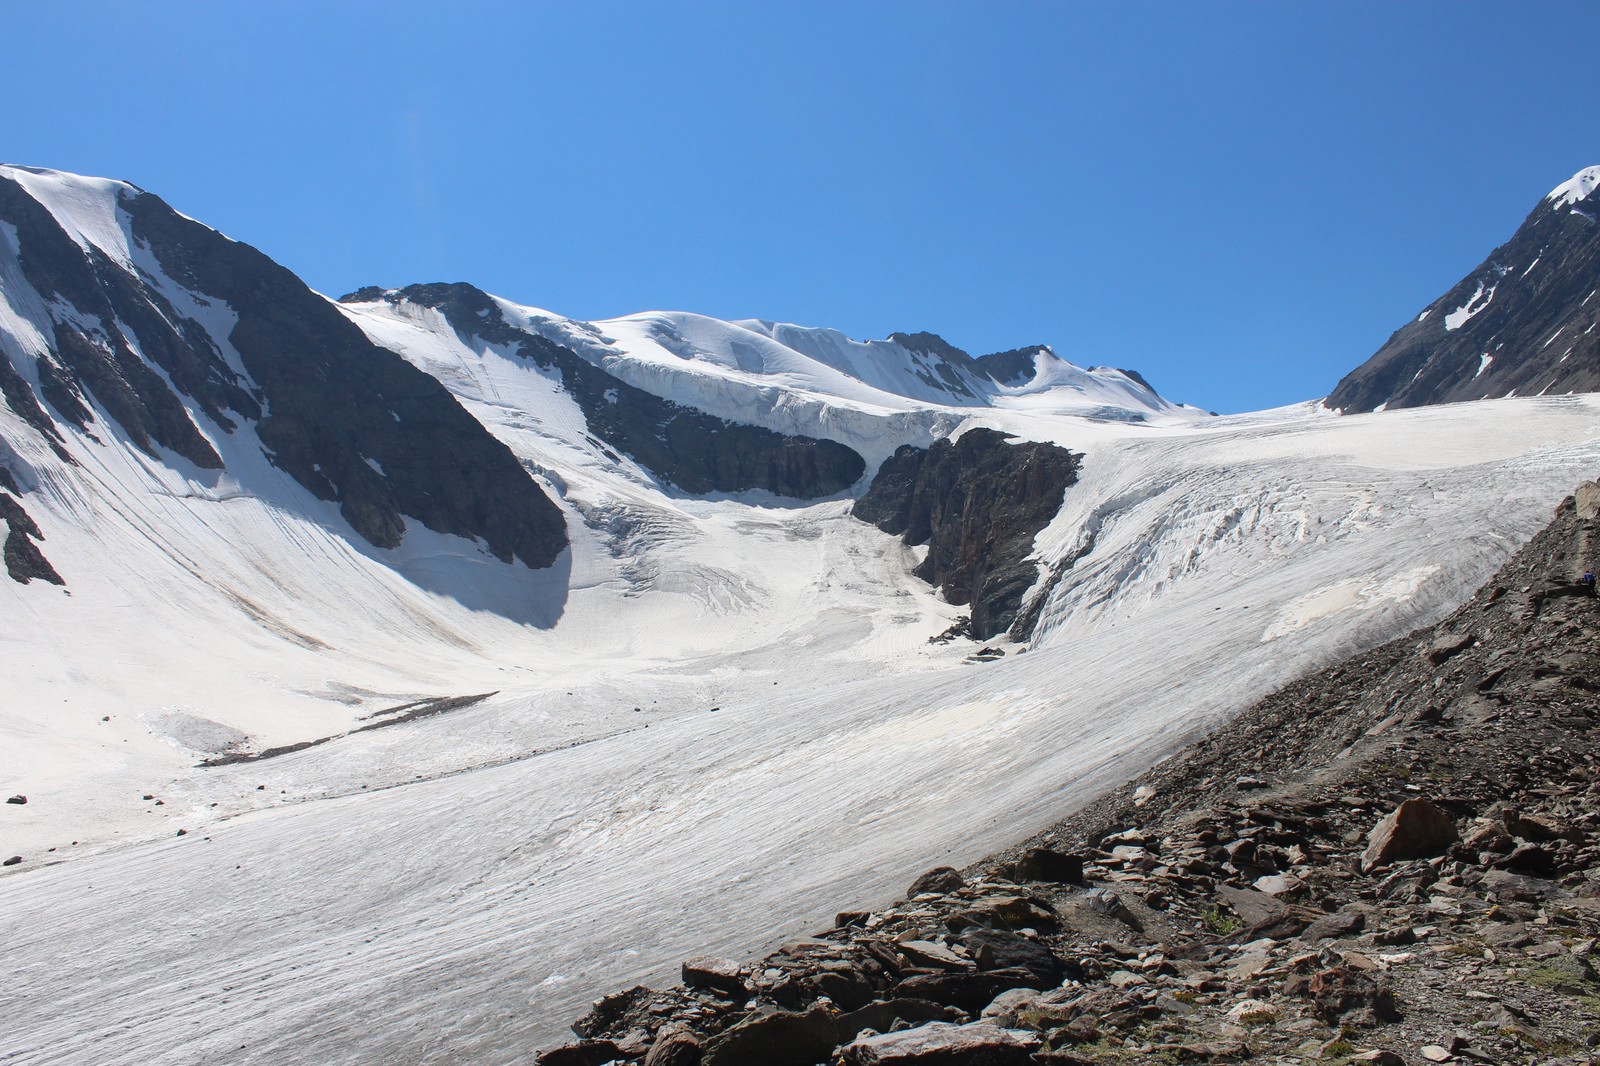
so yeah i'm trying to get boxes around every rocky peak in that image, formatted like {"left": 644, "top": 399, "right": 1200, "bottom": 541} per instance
{"left": 1328, "top": 166, "right": 1600, "bottom": 412}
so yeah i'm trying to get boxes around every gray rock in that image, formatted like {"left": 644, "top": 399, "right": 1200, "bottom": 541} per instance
{"left": 961, "top": 928, "right": 1070, "bottom": 984}
{"left": 1300, "top": 907, "right": 1367, "bottom": 943}
{"left": 839, "top": 1020, "right": 1040, "bottom": 1065}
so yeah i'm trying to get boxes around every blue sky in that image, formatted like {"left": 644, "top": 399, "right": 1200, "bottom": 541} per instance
{"left": 6, "top": 2, "right": 1597, "bottom": 412}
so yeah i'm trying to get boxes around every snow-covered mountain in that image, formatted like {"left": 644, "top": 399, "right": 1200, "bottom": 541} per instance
{"left": 1329, "top": 165, "right": 1600, "bottom": 411}
{"left": 4, "top": 166, "right": 1600, "bottom": 1064}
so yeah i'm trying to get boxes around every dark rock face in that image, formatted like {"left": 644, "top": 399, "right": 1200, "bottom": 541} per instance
{"left": 1328, "top": 170, "right": 1600, "bottom": 412}
{"left": 1, "top": 489, "right": 63, "bottom": 586}
{"left": 884, "top": 332, "right": 989, "bottom": 400}
{"left": 853, "top": 429, "right": 1082, "bottom": 640}
{"left": 356, "top": 284, "right": 865, "bottom": 499}
{"left": 123, "top": 201, "right": 567, "bottom": 567}
{"left": 0, "top": 174, "right": 567, "bottom": 569}
{"left": 973, "top": 346, "right": 1047, "bottom": 387}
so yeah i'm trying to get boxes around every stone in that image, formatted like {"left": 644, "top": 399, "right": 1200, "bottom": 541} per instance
{"left": 907, "top": 866, "right": 965, "bottom": 897}
{"left": 1306, "top": 966, "right": 1399, "bottom": 1027}
{"left": 896, "top": 969, "right": 1052, "bottom": 1012}
{"left": 838, "top": 999, "right": 954, "bottom": 1040}
{"left": 1347, "top": 1053, "right": 1405, "bottom": 1066}
{"left": 5, "top": 795, "right": 25, "bottom": 805}
{"left": 1013, "top": 846, "right": 1083, "bottom": 884}
{"left": 1216, "top": 884, "right": 1286, "bottom": 929}
{"left": 702, "top": 1005, "right": 840, "bottom": 1066}
{"left": 839, "top": 1020, "right": 1040, "bottom": 1065}
{"left": 682, "top": 956, "right": 747, "bottom": 999}
{"left": 643, "top": 1024, "right": 701, "bottom": 1066}
{"left": 2, "top": 855, "right": 20, "bottom": 866}
{"left": 1423, "top": 632, "right": 1475, "bottom": 665}
{"left": 1360, "top": 798, "right": 1459, "bottom": 872}
{"left": 1224, "top": 998, "right": 1276, "bottom": 1021}
{"left": 1300, "top": 907, "right": 1366, "bottom": 943}
{"left": 1420, "top": 1046, "right": 1453, "bottom": 1063}
{"left": 573, "top": 985, "right": 655, "bottom": 1039}
{"left": 961, "top": 928, "right": 1068, "bottom": 984}
{"left": 965, "top": 894, "right": 1057, "bottom": 932}
{"left": 534, "top": 1040, "right": 625, "bottom": 1066}
{"left": 979, "top": 988, "right": 1042, "bottom": 1027}
{"left": 1252, "top": 873, "right": 1303, "bottom": 897}
{"left": 896, "top": 940, "right": 973, "bottom": 971}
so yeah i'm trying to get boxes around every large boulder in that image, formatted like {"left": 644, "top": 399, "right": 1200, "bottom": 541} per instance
{"left": 839, "top": 1021, "right": 1040, "bottom": 1065}
{"left": 1360, "top": 798, "right": 1459, "bottom": 872}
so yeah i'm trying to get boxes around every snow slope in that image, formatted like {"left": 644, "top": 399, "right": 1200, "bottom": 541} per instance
{"left": 4, "top": 391, "right": 1599, "bottom": 1064}
{"left": 3, "top": 167, "right": 1600, "bottom": 1064}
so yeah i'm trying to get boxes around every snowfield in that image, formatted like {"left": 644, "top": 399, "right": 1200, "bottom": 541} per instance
{"left": 4, "top": 165, "right": 1600, "bottom": 1064}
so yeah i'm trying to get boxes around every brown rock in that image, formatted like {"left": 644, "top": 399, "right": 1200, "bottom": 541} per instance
{"left": 702, "top": 1005, "right": 839, "bottom": 1066}
{"left": 1306, "top": 966, "right": 1399, "bottom": 1027}
{"left": 908, "top": 866, "right": 966, "bottom": 897}
{"left": 643, "top": 1024, "right": 701, "bottom": 1066}
{"left": 535, "top": 1040, "right": 625, "bottom": 1066}
{"left": 1360, "top": 798, "right": 1459, "bottom": 872}
{"left": 682, "top": 956, "right": 747, "bottom": 999}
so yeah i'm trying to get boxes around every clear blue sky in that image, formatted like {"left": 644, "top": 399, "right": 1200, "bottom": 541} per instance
{"left": 7, "top": 2, "right": 1597, "bottom": 412}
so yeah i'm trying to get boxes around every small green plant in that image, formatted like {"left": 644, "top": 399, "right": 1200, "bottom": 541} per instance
{"left": 1201, "top": 907, "right": 1243, "bottom": 935}
{"left": 1322, "top": 1037, "right": 1356, "bottom": 1058}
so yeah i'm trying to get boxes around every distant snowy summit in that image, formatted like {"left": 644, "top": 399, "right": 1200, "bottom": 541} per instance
{"left": 1327, "top": 165, "right": 1600, "bottom": 413}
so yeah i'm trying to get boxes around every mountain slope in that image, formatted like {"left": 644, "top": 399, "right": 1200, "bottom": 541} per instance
{"left": 1328, "top": 165, "right": 1600, "bottom": 412}
{"left": 0, "top": 165, "right": 567, "bottom": 568}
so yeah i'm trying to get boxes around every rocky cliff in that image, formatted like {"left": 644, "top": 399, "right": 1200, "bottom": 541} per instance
{"left": 546, "top": 484, "right": 1600, "bottom": 1064}
{"left": 853, "top": 429, "right": 1082, "bottom": 641}
{"left": 1328, "top": 167, "right": 1600, "bottom": 412}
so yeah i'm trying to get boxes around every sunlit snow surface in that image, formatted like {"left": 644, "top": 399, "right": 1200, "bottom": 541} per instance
{"left": 4, "top": 386, "right": 1600, "bottom": 1063}
{"left": 4, "top": 167, "right": 1600, "bottom": 1063}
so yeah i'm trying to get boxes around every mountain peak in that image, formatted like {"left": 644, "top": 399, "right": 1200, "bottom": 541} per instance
{"left": 1545, "top": 165, "right": 1600, "bottom": 207}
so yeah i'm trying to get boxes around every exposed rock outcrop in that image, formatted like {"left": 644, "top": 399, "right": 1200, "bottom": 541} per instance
{"left": 1, "top": 487, "right": 63, "bottom": 585}
{"left": 1328, "top": 166, "right": 1600, "bottom": 412}
{"left": 348, "top": 283, "right": 866, "bottom": 500}
{"left": 853, "top": 429, "right": 1082, "bottom": 640}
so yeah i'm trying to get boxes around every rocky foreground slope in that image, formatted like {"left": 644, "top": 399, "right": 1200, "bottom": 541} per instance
{"left": 540, "top": 485, "right": 1600, "bottom": 1066}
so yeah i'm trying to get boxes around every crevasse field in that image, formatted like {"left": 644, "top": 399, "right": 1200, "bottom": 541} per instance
{"left": 3, "top": 169, "right": 1600, "bottom": 1064}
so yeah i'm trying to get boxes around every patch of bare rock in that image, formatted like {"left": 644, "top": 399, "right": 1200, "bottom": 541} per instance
{"left": 541, "top": 486, "right": 1600, "bottom": 1065}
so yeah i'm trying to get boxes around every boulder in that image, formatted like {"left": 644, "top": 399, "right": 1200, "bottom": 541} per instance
{"left": 702, "top": 1005, "right": 839, "bottom": 1066}
{"left": 534, "top": 1040, "right": 625, "bottom": 1066}
{"left": 896, "top": 968, "right": 1051, "bottom": 1012}
{"left": 1300, "top": 907, "right": 1366, "bottom": 943}
{"left": 1359, "top": 798, "right": 1458, "bottom": 872}
{"left": 907, "top": 866, "right": 966, "bottom": 897}
{"left": 1423, "top": 633, "right": 1475, "bottom": 666}
{"left": 1215, "top": 885, "right": 1286, "bottom": 930}
{"left": 961, "top": 928, "right": 1070, "bottom": 984}
{"left": 837, "top": 998, "right": 953, "bottom": 1040}
{"left": 1012, "top": 846, "right": 1083, "bottom": 884}
{"left": 839, "top": 1021, "right": 1040, "bottom": 1065}
{"left": 643, "top": 1024, "right": 701, "bottom": 1066}
{"left": 682, "top": 957, "right": 747, "bottom": 999}
{"left": 5, "top": 795, "right": 25, "bottom": 805}
{"left": 1306, "top": 966, "right": 1399, "bottom": 1027}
